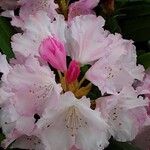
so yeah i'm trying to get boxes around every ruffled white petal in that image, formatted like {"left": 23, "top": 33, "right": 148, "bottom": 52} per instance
{"left": 97, "top": 86, "right": 149, "bottom": 142}
{"left": 11, "top": 135, "right": 45, "bottom": 150}
{"left": 11, "top": 11, "right": 67, "bottom": 58}
{"left": 67, "top": 15, "right": 109, "bottom": 64}
{"left": 37, "top": 92, "right": 109, "bottom": 150}
{"left": 86, "top": 34, "right": 145, "bottom": 94}
{"left": 0, "top": 53, "right": 11, "bottom": 82}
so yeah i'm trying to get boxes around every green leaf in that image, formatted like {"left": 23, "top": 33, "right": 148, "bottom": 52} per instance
{"left": 105, "top": 17, "right": 121, "bottom": 33}
{"left": 119, "top": 16, "right": 150, "bottom": 41}
{"left": 138, "top": 52, "right": 150, "bottom": 69}
{"left": 116, "top": 0, "right": 130, "bottom": 9}
{"left": 115, "top": 1, "right": 150, "bottom": 41}
{"left": 0, "top": 132, "right": 5, "bottom": 143}
{"left": 105, "top": 139, "right": 141, "bottom": 150}
{"left": 87, "top": 85, "right": 101, "bottom": 100}
{"left": 80, "top": 65, "right": 91, "bottom": 75}
{"left": 116, "top": 4, "right": 150, "bottom": 17}
{"left": 0, "top": 16, "right": 15, "bottom": 59}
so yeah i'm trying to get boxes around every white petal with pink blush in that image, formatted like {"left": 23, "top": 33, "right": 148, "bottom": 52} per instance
{"left": 0, "top": 55, "right": 62, "bottom": 148}
{"left": 137, "top": 69, "right": 150, "bottom": 96}
{"left": 97, "top": 86, "right": 150, "bottom": 142}
{"left": 37, "top": 92, "right": 110, "bottom": 150}
{"left": 0, "top": 54, "right": 12, "bottom": 82}
{"left": 68, "top": 0, "right": 100, "bottom": 21}
{"left": 5, "top": 0, "right": 58, "bottom": 28}
{"left": 10, "top": 135, "right": 45, "bottom": 150}
{"left": 136, "top": 69, "right": 150, "bottom": 115}
{"left": 19, "top": 0, "right": 58, "bottom": 20}
{"left": 0, "top": 0, "right": 18, "bottom": 10}
{"left": 132, "top": 126, "right": 150, "bottom": 150}
{"left": 11, "top": 11, "right": 67, "bottom": 58}
{"left": 86, "top": 34, "right": 145, "bottom": 94}
{"left": 6, "top": 56, "right": 62, "bottom": 116}
{"left": 67, "top": 15, "right": 110, "bottom": 64}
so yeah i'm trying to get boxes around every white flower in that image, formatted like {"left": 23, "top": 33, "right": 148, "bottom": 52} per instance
{"left": 37, "top": 92, "right": 110, "bottom": 150}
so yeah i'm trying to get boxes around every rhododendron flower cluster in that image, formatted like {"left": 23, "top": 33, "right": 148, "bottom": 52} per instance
{"left": 0, "top": 0, "right": 150, "bottom": 150}
{"left": 133, "top": 69, "right": 150, "bottom": 150}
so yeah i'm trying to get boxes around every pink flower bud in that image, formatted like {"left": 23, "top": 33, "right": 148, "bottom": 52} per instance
{"left": 39, "top": 36, "right": 67, "bottom": 72}
{"left": 66, "top": 60, "right": 80, "bottom": 83}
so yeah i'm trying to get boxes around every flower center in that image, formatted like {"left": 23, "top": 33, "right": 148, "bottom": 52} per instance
{"left": 60, "top": 75, "right": 92, "bottom": 99}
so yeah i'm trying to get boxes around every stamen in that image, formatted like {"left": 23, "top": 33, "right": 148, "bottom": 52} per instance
{"left": 58, "top": 71, "right": 63, "bottom": 80}
{"left": 75, "top": 83, "right": 92, "bottom": 98}
{"left": 64, "top": 106, "right": 88, "bottom": 136}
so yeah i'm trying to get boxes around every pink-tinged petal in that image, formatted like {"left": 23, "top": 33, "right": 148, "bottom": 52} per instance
{"left": 6, "top": 0, "right": 58, "bottom": 28}
{"left": 37, "top": 112, "right": 74, "bottom": 150}
{"left": 1, "top": 10, "right": 25, "bottom": 28}
{"left": 74, "top": 101, "right": 110, "bottom": 150}
{"left": 132, "top": 126, "right": 150, "bottom": 150}
{"left": 86, "top": 34, "right": 145, "bottom": 94}
{"left": 0, "top": 56, "right": 62, "bottom": 148}
{"left": 0, "top": 104, "right": 38, "bottom": 148}
{"left": 7, "top": 56, "right": 61, "bottom": 116}
{"left": 0, "top": 0, "right": 18, "bottom": 10}
{"left": 1, "top": 107, "right": 22, "bottom": 138}
{"left": 0, "top": 53, "right": 12, "bottom": 82}
{"left": 19, "top": 0, "right": 58, "bottom": 20}
{"left": 66, "top": 60, "right": 80, "bottom": 83}
{"left": 97, "top": 86, "right": 149, "bottom": 142}
{"left": 1, "top": 105, "right": 35, "bottom": 140}
{"left": 0, "top": 87, "right": 14, "bottom": 105}
{"left": 67, "top": 15, "right": 110, "bottom": 64}
{"left": 10, "top": 52, "right": 26, "bottom": 66}
{"left": 86, "top": 58, "right": 133, "bottom": 94}
{"left": 136, "top": 69, "right": 150, "bottom": 115}
{"left": 1, "top": 129, "right": 21, "bottom": 149}
{"left": 11, "top": 11, "right": 67, "bottom": 59}
{"left": 11, "top": 16, "right": 25, "bottom": 28}
{"left": 68, "top": 4, "right": 94, "bottom": 22}
{"left": 0, "top": 106, "right": 17, "bottom": 136}
{"left": 39, "top": 36, "right": 67, "bottom": 72}
{"left": 82, "top": 0, "right": 100, "bottom": 8}
{"left": 137, "top": 69, "right": 150, "bottom": 96}
{"left": 70, "top": 145, "right": 80, "bottom": 150}
{"left": 1, "top": 10, "right": 14, "bottom": 18}
{"left": 68, "top": 0, "right": 100, "bottom": 21}
{"left": 16, "top": 116, "right": 35, "bottom": 135}
{"left": 11, "top": 32, "right": 40, "bottom": 57}
{"left": 37, "top": 92, "right": 110, "bottom": 150}
{"left": 11, "top": 135, "right": 45, "bottom": 150}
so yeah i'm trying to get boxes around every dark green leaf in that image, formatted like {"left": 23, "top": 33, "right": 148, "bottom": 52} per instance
{"left": 138, "top": 52, "right": 150, "bottom": 69}
{"left": 105, "top": 17, "right": 121, "bottom": 33}
{"left": 105, "top": 139, "right": 141, "bottom": 150}
{"left": 0, "top": 16, "right": 15, "bottom": 59}
{"left": 114, "top": 1, "right": 150, "bottom": 41}
{"left": 116, "top": 4, "right": 150, "bottom": 18}
{"left": 80, "top": 65, "right": 91, "bottom": 75}
{"left": 119, "top": 16, "right": 150, "bottom": 41}
{"left": 87, "top": 85, "right": 101, "bottom": 100}
{"left": 116, "top": 0, "right": 131, "bottom": 9}
{"left": 0, "top": 132, "right": 5, "bottom": 143}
